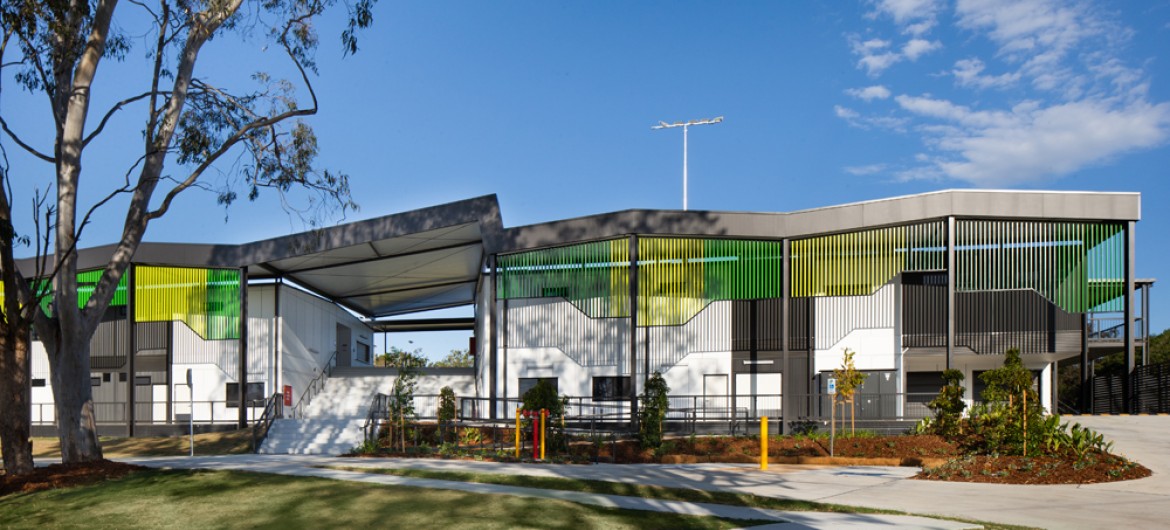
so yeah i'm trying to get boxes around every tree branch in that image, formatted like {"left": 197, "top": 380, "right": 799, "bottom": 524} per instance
{"left": 0, "top": 116, "right": 55, "bottom": 163}
{"left": 82, "top": 91, "right": 163, "bottom": 148}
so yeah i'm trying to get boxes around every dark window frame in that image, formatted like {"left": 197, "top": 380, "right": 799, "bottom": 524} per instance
{"left": 226, "top": 382, "right": 266, "bottom": 407}
{"left": 592, "top": 376, "right": 632, "bottom": 401}
{"left": 519, "top": 377, "right": 558, "bottom": 399}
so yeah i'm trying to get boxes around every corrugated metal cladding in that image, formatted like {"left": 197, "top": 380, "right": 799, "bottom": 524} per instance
{"left": 732, "top": 299, "right": 784, "bottom": 352}
{"left": 645, "top": 300, "right": 732, "bottom": 373}
{"left": 955, "top": 220, "right": 1125, "bottom": 313}
{"left": 506, "top": 297, "right": 630, "bottom": 368}
{"left": 902, "top": 272, "right": 946, "bottom": 348}
{"left": 90, "top": 317, "right": 129, "bottom": 370}
{"left": 903, "top": 273, "right": 1084, "bottom": 354}
{"left": 171, "top": 321, "right": 266, "bottom": 380}
{"left": 791, "top": 221, "right": 945, "bottom": 298}
{"left": 135, "top": 266, "right": 241, "bottom": 340}
{"left": 497, "top": 237, "right": 785, "bottom": 326}
{"left": 788, "top": 298, "right": 813, "bottom": 352}
{"left": 956, "top": 290, "right": 1082, "bottom": 354}
{"left": 814, "top": 282, "right": 895, "bottom": 350}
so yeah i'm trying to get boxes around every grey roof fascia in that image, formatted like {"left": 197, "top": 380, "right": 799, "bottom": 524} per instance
{"left": 211, "top": 194, "right": 503, "bottom": 268}
{"left": 488, "top": 190, "right": 1141, "bottom": 254}
{"left": 17, "top": 194, "right": 504, "bottom": 276}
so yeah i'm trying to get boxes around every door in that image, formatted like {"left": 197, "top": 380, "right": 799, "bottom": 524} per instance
{"left": 703, "top": 374, "right": 728, "bottom": 416}
{"left": 335, "top": 324, "right": 352, "bottom": 367}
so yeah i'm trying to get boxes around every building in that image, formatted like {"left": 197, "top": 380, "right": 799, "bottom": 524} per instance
{"left": 18, "top": 190, "right": 1152, "bottom": 437}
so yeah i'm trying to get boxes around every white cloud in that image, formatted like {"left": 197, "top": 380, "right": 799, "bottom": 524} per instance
{"left": 953, "top": 58, "right": 1021, "bottom": 89}
{"left": 846, "top": 85, "right": 893, "bottom": 101}
{"left": 954, "top": 0, "right": 1133, "bottom": 98}
{"left": 895, "top": 96, "right": 1170, "bottom": 185}
{"left": 871, "top": 0, "right": 942, "bottom": 35}
{"left": 845, "top": 164, "right": 889, "bottom": 176}
{"left": 835, "top": 104, "right": 910, "bottom": 132}
{"left": 850, "top": 34, "right": 939, "bottom": 76}
{"left": 842, "top": 0, "right": 1170, "bottom": 186}
{"left": 902, "top": 39, "right": 941, "bottom": 61}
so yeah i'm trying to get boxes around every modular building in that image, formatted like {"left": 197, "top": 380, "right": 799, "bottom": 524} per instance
{"left": 18, "top": 190, "right": 1152, "bottom": 436}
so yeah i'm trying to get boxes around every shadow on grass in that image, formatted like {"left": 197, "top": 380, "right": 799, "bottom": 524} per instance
{"left": 0, "top": 469, "right": 763, "bottom": 529}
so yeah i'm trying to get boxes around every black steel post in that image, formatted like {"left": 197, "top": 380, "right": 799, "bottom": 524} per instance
{"left": 1123, "top": 221, "right": 1135, "bottom": 413}
{"left": 946, "top": 216, "right": 956, "bottom": 371}
{"left": 629, "top": 235, "right": 639, "bottom": 429}
{"left": 127, "top": 265, "right": 136, "bottom": 437}
{"left": 238, "top": 267, "right": 249, "bottom": 429}
{"left": 489, "top": 254, "right": 498, "bottom": 419}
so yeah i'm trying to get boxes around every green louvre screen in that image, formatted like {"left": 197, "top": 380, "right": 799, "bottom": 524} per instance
{"left": 791, "top": 221, "right": 946, "bottom": 297}
{"left": 955, "top": 220, "right": 1125, "bottom": 313}
{"left": 135, "top": 266, "right": 242, "bottom": 340}
{"left": 496, "top": 237, "right": 784, "bottom": 325}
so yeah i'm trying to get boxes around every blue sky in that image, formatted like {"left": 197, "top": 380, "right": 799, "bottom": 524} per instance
{"left": 4, "top": 1, "right": 1170, "bottom": 361}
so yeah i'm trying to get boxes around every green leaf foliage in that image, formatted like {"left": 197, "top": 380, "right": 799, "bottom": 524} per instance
{"left": 638, "top": 372, "right": 671, "bottom": 449}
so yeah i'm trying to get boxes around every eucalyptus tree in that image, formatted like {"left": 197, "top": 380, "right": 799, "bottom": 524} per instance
{"left": 0, "top": 0, "right": 377, "bottom": 464}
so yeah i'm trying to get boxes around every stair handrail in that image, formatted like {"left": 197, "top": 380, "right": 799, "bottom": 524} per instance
{"left": 291, "top": 350, "right": 339, "bottom": 419}
{"left": 252, "top": 392, "right": 284, "bottom": 453}
{"left": 363, "top": 392, "right": 390, "bottom": 444}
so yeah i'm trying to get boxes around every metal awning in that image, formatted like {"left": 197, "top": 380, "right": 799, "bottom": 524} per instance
{"left": 239, "top": 195, "right": 502, "bottom": 317}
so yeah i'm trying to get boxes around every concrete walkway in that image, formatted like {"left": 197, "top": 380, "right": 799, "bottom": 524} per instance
{"left": 124, "top": 454, "right": 974, "bottom": 530}
{"left": 123, "top": 416, "right": 1170, "bottom": 530}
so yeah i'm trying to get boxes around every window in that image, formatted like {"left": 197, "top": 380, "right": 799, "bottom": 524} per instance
{"left": 592, "top": 376, "right": 631, "bottom": 401}
{"left": 226, "top": 382, "right": 266, "bottom": 407}
{"left": 356, "top": 342, "right": 371, "bottom": 364}
{"left": 135, "top": 376, "right": 152, "bottom": 386}
{"left": 91, "top": 377, "right": 101, "bottom": 387}
{"left": 32, "top": 379, "right": 46, "bottom": 387}
{"left": 103, "top": 373, "right": 112, "bottom": 382}
{"left": 519, "top": 378, "right": 558, "bottom": 399}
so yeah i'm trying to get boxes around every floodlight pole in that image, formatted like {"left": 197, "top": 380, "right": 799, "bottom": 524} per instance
{"left": 652, "top": 116, "right": 723, "bottom": 211}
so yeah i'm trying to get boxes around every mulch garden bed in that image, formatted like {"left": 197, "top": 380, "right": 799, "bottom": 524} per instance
{"left": 916, "top": 453, "right": 1151, "bottom": 484}
{"left": 0, "top": 460, "right": 146, "bottom": 497}
{"left": 355, "top": 429, "right": 1151, "bottom": 485}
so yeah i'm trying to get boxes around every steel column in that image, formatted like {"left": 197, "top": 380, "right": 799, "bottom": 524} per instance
{"left": 629, "top": 235, "right": 639, "bottom": 429}
{"left": 780, "top": 239, "right": 790, "bottom": 434}
{"left": 238, "top": 267, "right": 249, "bottom": 429}
{"left": 946, "top": 216, "right": 956, "bottom": 370}
{"left": 127, "top": 265, "right": 136, "bottom": 437}
{"left": 1081, "top": 313, "right": 1091, "bottom": 412}
{"left": 1124, "top": 221, "right": 1135, "bottom": 413}
{"left": 489, "top": 254, "right": 498, "bottom": 419}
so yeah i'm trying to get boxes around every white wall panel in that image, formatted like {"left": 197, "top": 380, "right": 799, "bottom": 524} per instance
{"left": 279, "top": 286, "right": 375, "bottom": 402}
{"left": 814, "top": 282, "right": 896, "bottom": 351}
{"left": 506, "top": 297, "right": 630, "bottom": 370}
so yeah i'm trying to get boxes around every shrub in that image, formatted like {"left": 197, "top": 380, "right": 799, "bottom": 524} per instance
{"left": 927, "top": 369, "right": 967, "bottom": 438}
{"left": 638, "top": 372, "right": 671, "bottom": 449}
{"left": 968, "top": 348, "right": 1043, "bottom": 456}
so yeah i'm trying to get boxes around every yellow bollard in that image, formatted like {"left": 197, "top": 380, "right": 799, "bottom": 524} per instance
{"left": 760, "top": 416, "right": 768, "bottom": 471}
{"left": 515, "top": 408, "right": 521, "bottom": 458}
{"left": 540, "top": 409, "right": 547, "bottom": 460}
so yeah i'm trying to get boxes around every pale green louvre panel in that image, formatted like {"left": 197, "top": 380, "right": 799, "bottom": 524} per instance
{"left": 496, "top": 237, "right": 784, "bottom": 325}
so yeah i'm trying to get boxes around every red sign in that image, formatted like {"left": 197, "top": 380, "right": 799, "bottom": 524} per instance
{"left": 283, "top": 385, "right": 293, "bottom": 407}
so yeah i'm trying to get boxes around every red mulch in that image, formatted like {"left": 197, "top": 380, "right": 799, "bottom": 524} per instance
{"left": 0, "top": 460, "right": 147, "bottom": 497}
{"left": 915, "top": 453, "right": 1152, "bottom": 485}
{"left": 355, "top": 428, "right": 1154, "bottom": 486}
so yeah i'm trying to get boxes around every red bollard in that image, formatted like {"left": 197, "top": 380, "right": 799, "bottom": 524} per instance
{"left": 532, "top": 411, "right": 540, "bottom": 460}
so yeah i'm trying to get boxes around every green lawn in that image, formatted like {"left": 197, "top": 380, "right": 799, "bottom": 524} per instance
{"left": 326, "top": 466, "right": 1038, "bottom": 530}
{"left": 0, "top": 469, "right": 766, "bottom": 529}
{"left": 21, "top": 430, "right": 255, "bottom": 458}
